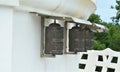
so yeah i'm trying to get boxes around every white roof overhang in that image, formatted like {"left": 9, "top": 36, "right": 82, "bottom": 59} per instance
{"left": 0, "top": 0, "right": 107, "bottom": 32}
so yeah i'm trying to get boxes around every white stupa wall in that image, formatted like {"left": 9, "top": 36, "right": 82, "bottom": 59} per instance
{"left": 0, "top": 4, "right": 82, "bottom": 72}
{"left": 0, "top": 0, "right": 97, "bottom": 72}
{"left": 0, "top": 6, "right": 13, "bottom": 72}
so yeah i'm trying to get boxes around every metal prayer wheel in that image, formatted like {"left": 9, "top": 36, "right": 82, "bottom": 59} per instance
{"left": 45, "top": 21, "right": 64, "bottom": 55}
{"left": 84, "top": 27, "right": 94, "bottom": 51}
{"left": 69, "top": 24, "right": 85, "bottom": 52}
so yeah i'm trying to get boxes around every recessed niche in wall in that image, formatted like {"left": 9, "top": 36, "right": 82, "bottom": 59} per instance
{"left": 40, "top": 18, "right": 65, "bottom": 57}
{"left": 40, "top": 17, "right": 95, "bottom": 57}
{"left": 66, "top": 22, "right": 94, "bottom": 53}
{"left": 69, "top": 24, "right": 85, "bottom": 52}
{"left": 45, "top": 20, "right": 64, "bottom": 55}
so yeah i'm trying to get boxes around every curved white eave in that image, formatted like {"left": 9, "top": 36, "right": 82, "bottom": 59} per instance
{"left": 19, "top": 0, "right": 96, "bottom": 20}
{"left": 0, "top": 0, "right": 96, "bottom": 20}
{"left": 0, "top": 0, "right": 19, "bottom": 6}
{"left": 0, "top": 0, "right": 107, "bottom": 32}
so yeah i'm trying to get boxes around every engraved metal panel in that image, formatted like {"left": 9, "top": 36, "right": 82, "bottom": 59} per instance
{"left": 84, "top": 29, "right": 94, "bottom": 51}
{"left": 69, "top": 26, "right": 85, "bottom": 52}
{"left": 45, "top": 23, "right": 64, "bottom": 55}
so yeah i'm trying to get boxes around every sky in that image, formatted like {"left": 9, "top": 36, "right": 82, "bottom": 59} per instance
{"left": 95, "top": 0, "right": 116, "bottom": 22}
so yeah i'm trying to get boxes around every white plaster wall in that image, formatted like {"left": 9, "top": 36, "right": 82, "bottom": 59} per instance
{"left": 12, "top": 11, "right": 80, "bottom": 72}
{"left": 0, "top": 0, "right": 19, "bottom": 6}
{"left": 12, "top": 11, "right": 45, "bottom": 72}
{"left": 0, "top": 7, "right": 13, "bottom": 72}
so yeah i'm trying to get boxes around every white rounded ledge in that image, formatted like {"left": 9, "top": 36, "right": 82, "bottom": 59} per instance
{"left": 0, "top": 0, "right": 96, "bottom": 20}
{"left": 19, "top": 0, "right": 96, "bottom": 20}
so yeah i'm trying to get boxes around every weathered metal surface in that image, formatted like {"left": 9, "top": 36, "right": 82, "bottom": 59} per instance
{"left": 84, "top": 28, "right": 94, "bottom": 51}
{"left": 69, "top": 25, "right": 85, "bottom": 52}
{"left": 45, "top": 23, "right": 64, "bottom": 55}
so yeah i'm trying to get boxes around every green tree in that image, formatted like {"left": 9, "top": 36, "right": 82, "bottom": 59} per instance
{"left": 88, "top": 13, "right": 102, "bottom": 23}
{"left": 88, "top": 0, "right": 120, "bottom": 51}
{"left": 88, "top": 14, "right": 107, "bottom": 50}
{"left": 108, "top": 24, "right": 120, "bottom": 51}
{"left": 88, "top": 14, "right": 120, "bottom": 51}
{"left": 111, "top": 0, "right": 120, "bottom": 24}
{"left": 94, "top": 40, "right": 106, "bottom": 50}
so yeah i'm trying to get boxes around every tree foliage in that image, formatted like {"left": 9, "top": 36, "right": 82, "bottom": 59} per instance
{"left": 88, "top": 14, "right": 102, "bottom": 23}
{"left": 111, "top": 0, "right": 120, "bottom": 24}
{"left": 88, "top": 14, "right": 120, "bottom": 51}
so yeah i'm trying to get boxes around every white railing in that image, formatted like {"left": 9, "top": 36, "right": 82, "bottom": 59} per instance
{"left": 79, "top": 48, "right": 120, "bottom": 72}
